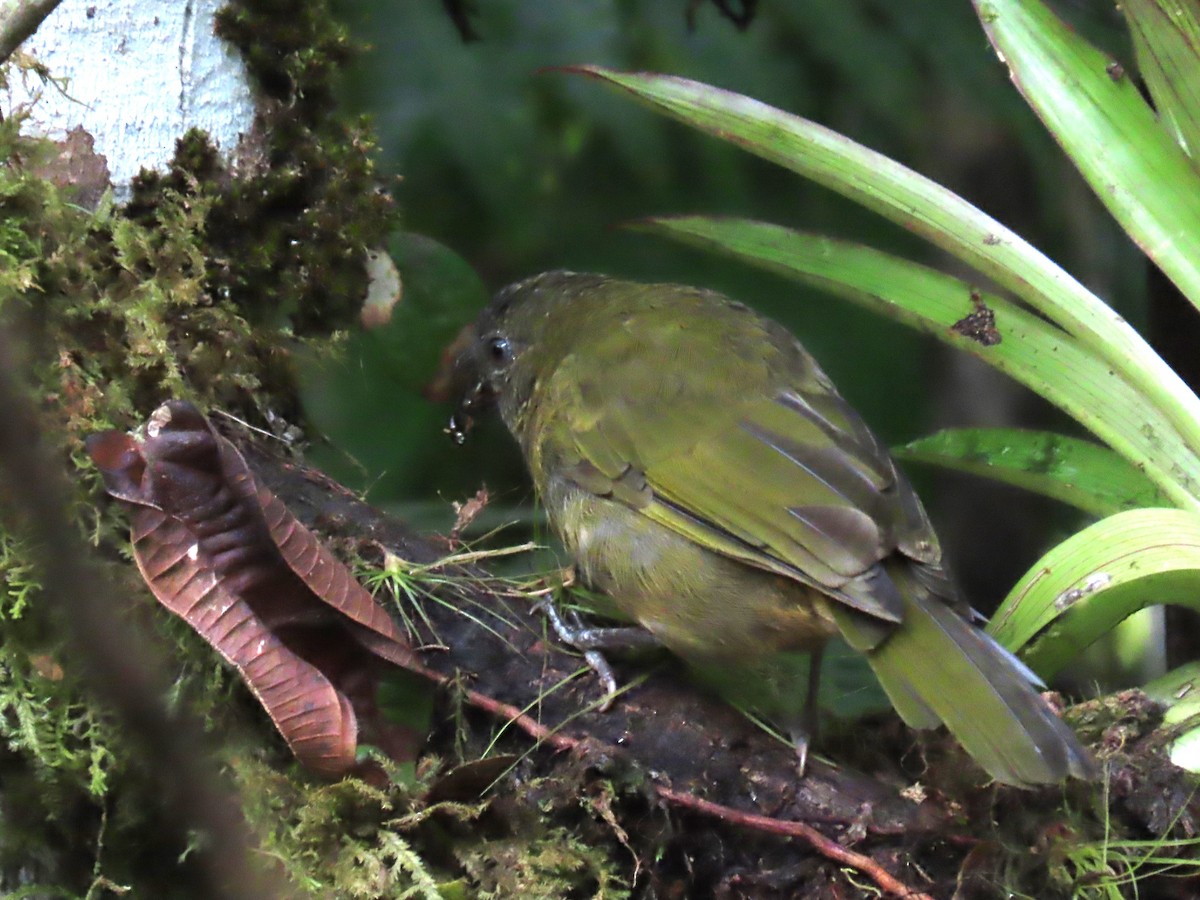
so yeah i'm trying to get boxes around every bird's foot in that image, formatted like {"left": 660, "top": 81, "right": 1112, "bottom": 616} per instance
{"left": 535, "top": 598, "right": 658, "bottom": 712}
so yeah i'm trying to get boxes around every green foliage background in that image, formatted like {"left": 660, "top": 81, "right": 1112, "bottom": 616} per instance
{"left": 310, "top": 1, "right": 1147, "bottom": 606}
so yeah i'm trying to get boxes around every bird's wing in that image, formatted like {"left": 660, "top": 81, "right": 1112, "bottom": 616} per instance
{"left": 534, "top": 304, "right": 940, "bottom": 624}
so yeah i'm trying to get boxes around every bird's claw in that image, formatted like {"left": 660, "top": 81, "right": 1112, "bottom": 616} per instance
{"left": 533, "top": 597, "right": 626, "bottom": 711}
{"left": 582, "top": 649, "right": 619, "bottom": 712}
{"left": 790, "top": 727, "right": 811, "bottom": 778}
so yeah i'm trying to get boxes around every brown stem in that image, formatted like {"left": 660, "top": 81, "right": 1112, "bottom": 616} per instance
{"left": 657, "top": 789, "right": 935, "bottom": 900}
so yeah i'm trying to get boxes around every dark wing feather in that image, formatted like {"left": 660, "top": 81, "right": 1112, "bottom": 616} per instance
{"left": 532, "top": 293, "right": 940, "bottom": 624}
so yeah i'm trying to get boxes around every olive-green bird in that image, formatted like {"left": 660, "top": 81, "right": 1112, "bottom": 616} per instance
{"left": 453, "top": 270, "right": 1094, "bottom": 787}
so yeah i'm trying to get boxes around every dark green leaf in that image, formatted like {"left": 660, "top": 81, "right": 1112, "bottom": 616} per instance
{"left": 895, "top": 428, "right": 1169, "bottom": 517}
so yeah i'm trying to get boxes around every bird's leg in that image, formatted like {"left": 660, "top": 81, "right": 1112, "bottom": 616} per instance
{"left": 536, "top": 597, "right": 660, "bottom": 711}
{"left": 789, "top": 645, "right": 825, "bottom": 777}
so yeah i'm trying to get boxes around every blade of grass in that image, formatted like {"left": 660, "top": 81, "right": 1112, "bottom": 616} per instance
{"left": 977, "top": 0, "right": 1200, "bottom": 312}
{"left": 1121, "top": 0, "right": 1200, "bottom": 162}
{"left": 636, "top": 215, "right": 1200, "bottom": 509}
{"left": 895, "top": 428, "right": 1170, "bottom": 517}
{"left": 572, "top": 65, "right": 1200, "bottom": 480}
{"left": 987, "top": 508, "right": 1200, "bottom": 677}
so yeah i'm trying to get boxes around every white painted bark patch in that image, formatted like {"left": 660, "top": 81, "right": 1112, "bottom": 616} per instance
{"left": 2, "top": 0, "right": 257, "bottom": 200}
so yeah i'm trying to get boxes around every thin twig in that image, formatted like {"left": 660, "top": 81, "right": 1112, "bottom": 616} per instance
{"left": 657, "top": 789, "right": 935, "bottom": 900}
{"left": 0, "top": 328, "right": 279, "bottom": 900}
{"left": 0, "top": 0, "right": 62, "bottom": 63}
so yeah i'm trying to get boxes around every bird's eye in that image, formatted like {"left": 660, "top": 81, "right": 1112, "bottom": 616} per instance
{"left": 487, "top": 336, "right": 513, "bottom": 364}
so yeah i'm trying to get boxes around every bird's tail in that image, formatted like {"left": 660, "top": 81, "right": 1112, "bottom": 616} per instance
{"left": 831, "top": 562, "right": 1095, "bottom": 787}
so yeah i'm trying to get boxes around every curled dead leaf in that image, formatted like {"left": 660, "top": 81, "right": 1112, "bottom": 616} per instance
{"left": 87, "top": 400, "right": 420, "bottom": 777}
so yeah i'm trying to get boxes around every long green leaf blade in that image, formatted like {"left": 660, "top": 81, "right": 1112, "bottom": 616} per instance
{"left": 895, "top": 428, "right": 1170, "bottom": 517}
{"left": 1144, "top": 661, "right": 1200, "bottom": 771}
{"left": 637, "top": 214, "right": 1200, "bottom": 508}
{"left": 573, "top": 65, "right": 1200, "bottom": 481}
{"left": 1122, "top": 0, "right": 1200, "bottom": 162}
{"left": 987, "top": 508, "right": 1200, "bottom": 677}
{"left": 976, "top": 0, "right": 1200, "bottom": 311}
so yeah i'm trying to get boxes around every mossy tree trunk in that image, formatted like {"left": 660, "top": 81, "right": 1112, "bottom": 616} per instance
{"left": 0, "top": 0, "right": 394, "bottom": 895}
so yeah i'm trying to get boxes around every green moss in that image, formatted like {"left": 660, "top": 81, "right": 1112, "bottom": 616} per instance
{"left": 0, "top": 537, "right": 116, "bottom": 799}
{"left": 201, "top": 0, "right": 398, "bottom": 333}
{"left": 0, "top": 114, "right": 276, "bottom": 435}
{"left": 234, "top": 757, "right": 472, "bottom": 897}
{"left": 459, "top": 828, "right": 631, "bottom": 900}
{"left": 230, "top": 751, "right": 635, "bottom": 899}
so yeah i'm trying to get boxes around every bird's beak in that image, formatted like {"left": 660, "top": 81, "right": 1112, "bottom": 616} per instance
{"left": 446, "top": 378, "right": 493, "bottom": 445}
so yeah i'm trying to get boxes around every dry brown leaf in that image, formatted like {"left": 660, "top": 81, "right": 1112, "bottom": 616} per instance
{"left": 87, "top": 401, "right": 420, "bottom": 776}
